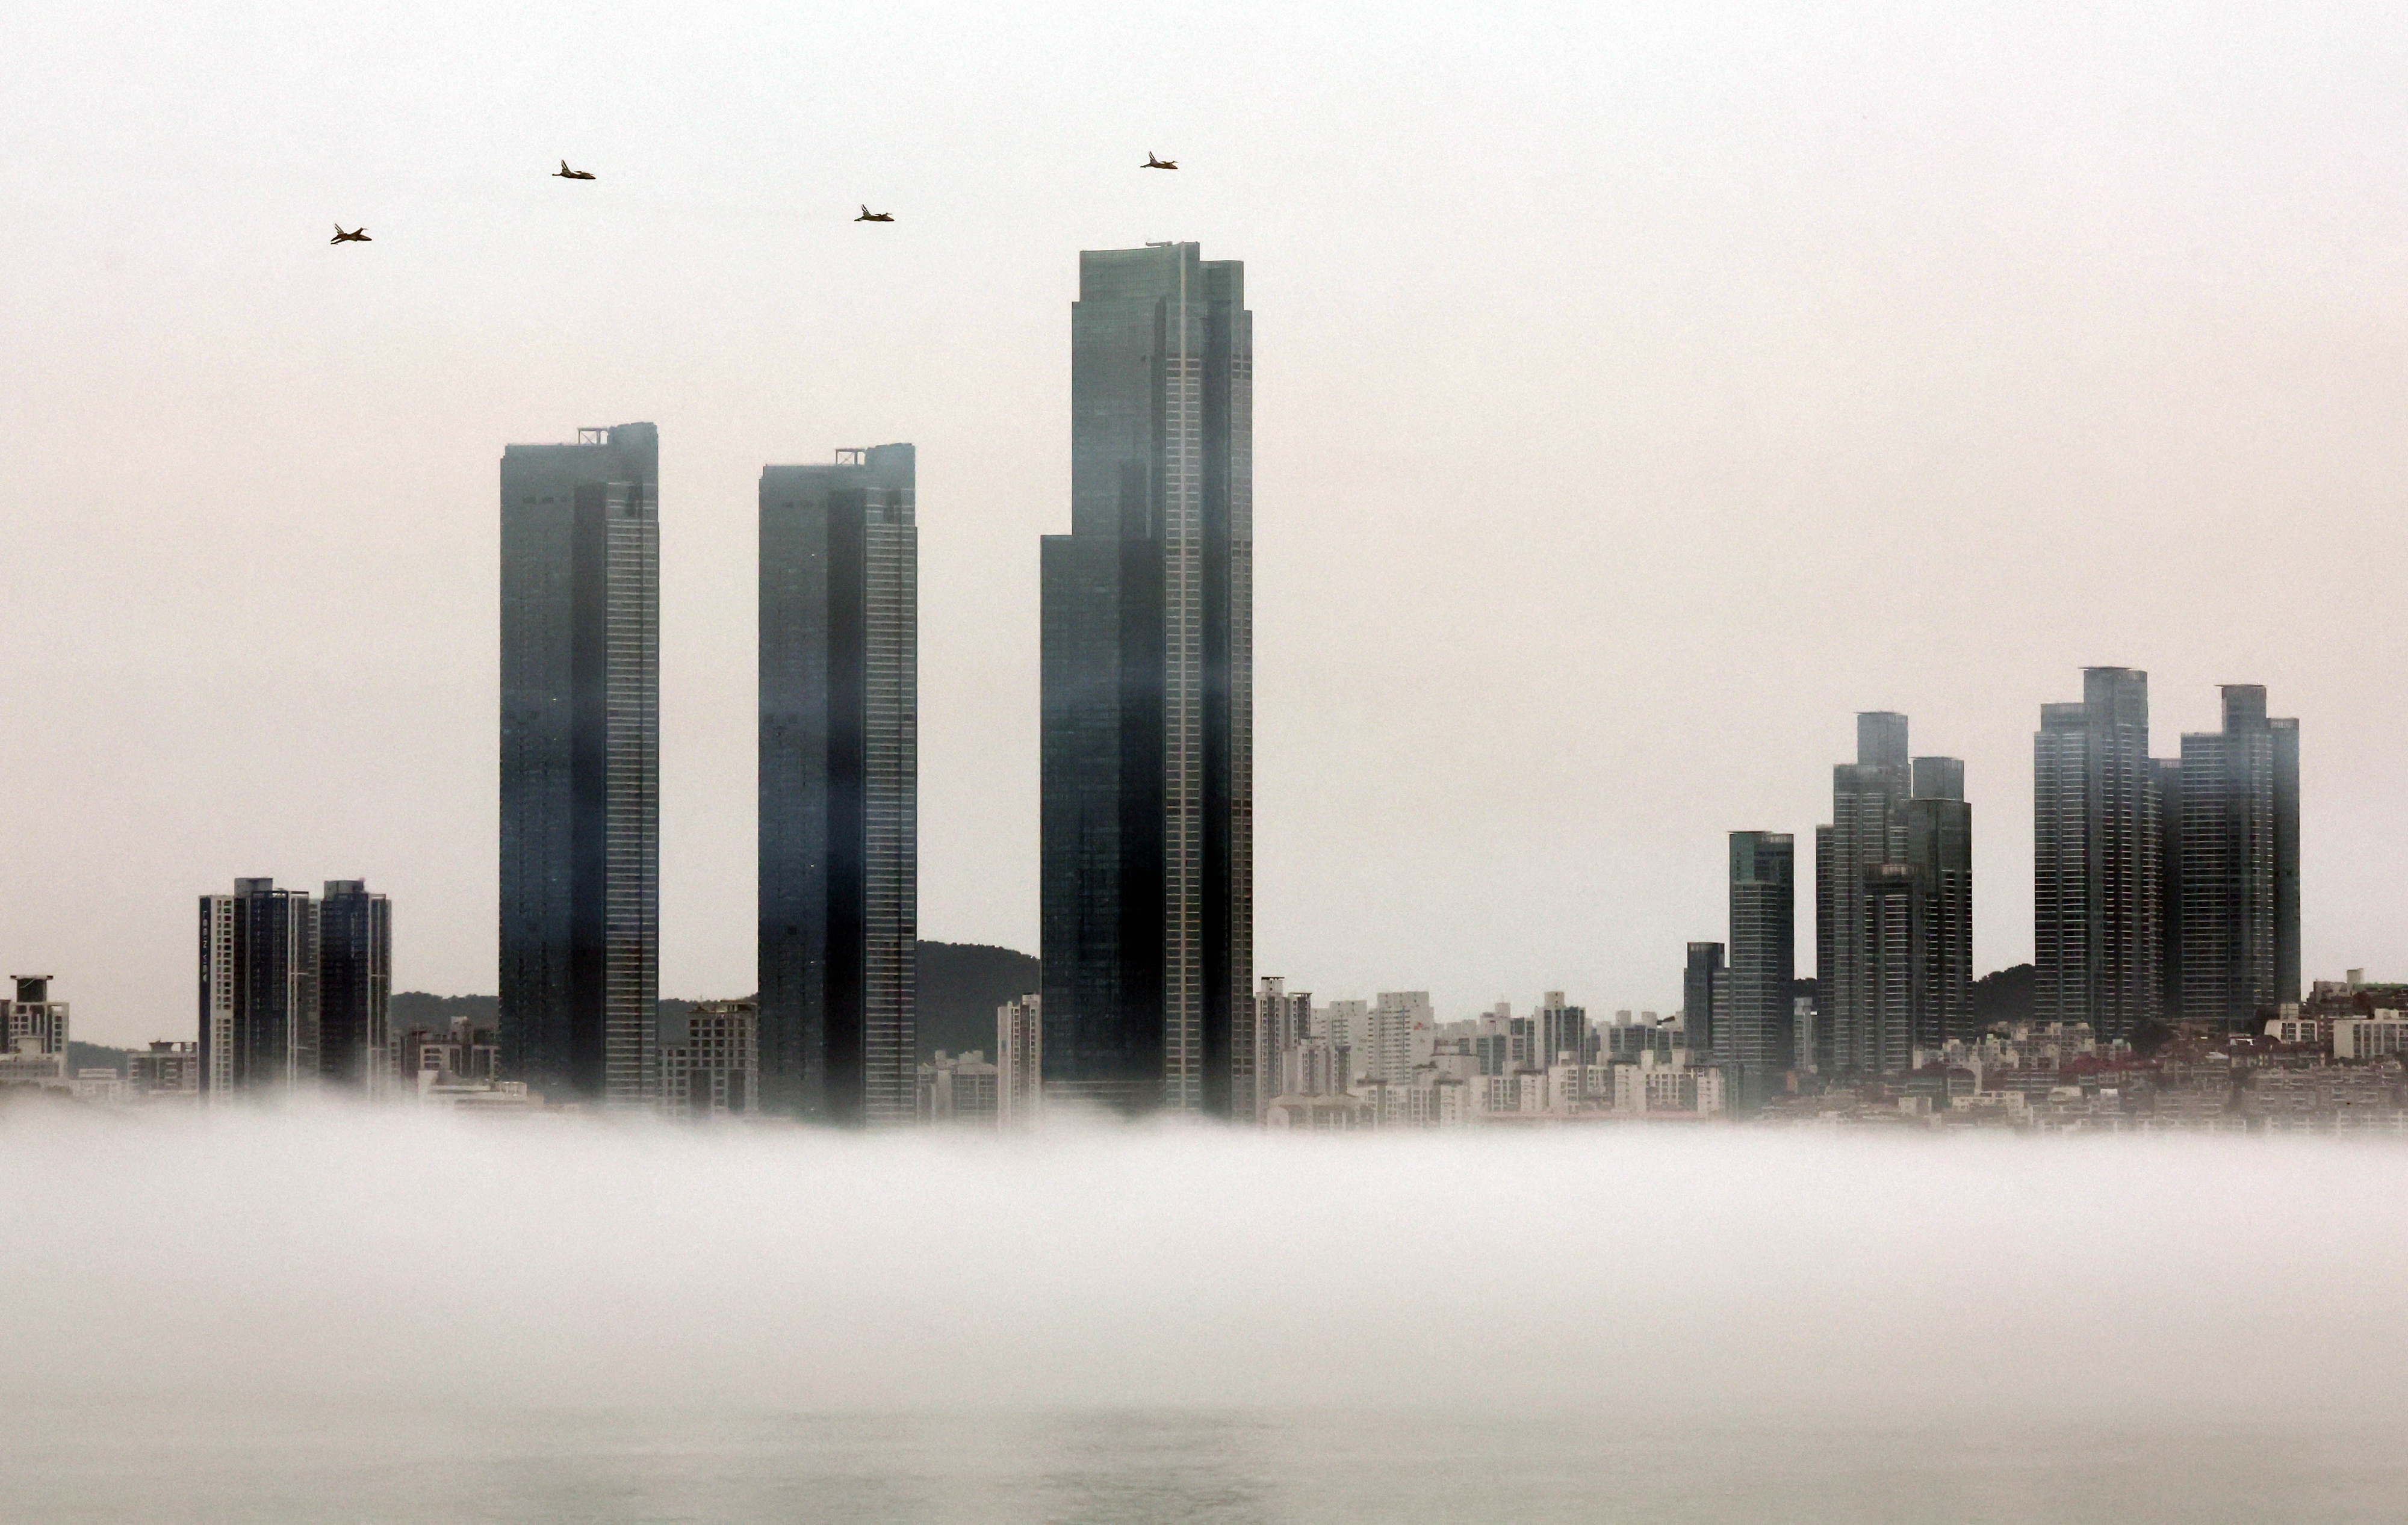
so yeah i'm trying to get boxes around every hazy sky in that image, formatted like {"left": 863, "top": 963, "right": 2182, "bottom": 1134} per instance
{"left": 6, "top": 1, "right": 2407, "bottom": 1045}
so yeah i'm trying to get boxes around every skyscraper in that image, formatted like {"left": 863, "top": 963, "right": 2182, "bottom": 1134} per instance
{"left": 1727, "top": 831, "right": 1795, "bottom": 1104}
{"left": 2175, "top": 685, "right": 2300, "bottom": 1025}
{"left": 2034, "top": 667, "right": 2160, "bottom": 1041}
{"left": 1041, "top": 242, "right": 1253, "bottom": 1115}
{"left": 317, "top": 879, "right": 390, "bottom": 1094}
{"left": 1822, "top": 712, "right": 1910, "bottom": 1075}
{"left": 498, "top": 422, "right": 660, "bottom": 1106}
{"left": 1902, "top": 756, "right": 1973, "bottom": 1052}
{"left": 1817, "top": 721, "right": 1976, "bottom": 1075}
{"left": 998, "top": 994, "right": 1043, "bottom": 1128}
{"left": 199, "top": 877, "right": 317, "bottom": 1097}
{"left": 1252, "top": 977, "right": 1311, "bottom": 1116}
{"left": 758, "top": 445, "right": 918, "bottom": 1124}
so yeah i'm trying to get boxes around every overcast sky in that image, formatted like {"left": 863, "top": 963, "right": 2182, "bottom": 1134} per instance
{"left": 5, "top": 0, "right": 2406, "bottom": 1045}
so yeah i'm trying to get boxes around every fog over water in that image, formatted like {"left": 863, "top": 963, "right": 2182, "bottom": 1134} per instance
{"left": 5, "top": 1106, "right": 2402, "bottom": 1422}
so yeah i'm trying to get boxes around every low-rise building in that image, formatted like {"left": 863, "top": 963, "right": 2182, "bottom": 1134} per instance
{"left": 662, "top": 999, "right": 759, "bottom": 1116}
{"left": 0, "top": 1038, "right": 68, "bottom": 1091}
{"left": 1612, "top": 1050, "right": 1724, "bottom": 1118}
{"left": 414, "top": 1072, "right": 540, "bottom": 1112}
{"left": 2333, "top": 1012, "right": 2408, "bottom": 1063}
{"left": 919, "top": 1050, "right": 1000, "bottom": 1125}
{"left": 129, "top": 1040, "right": 203, "bottom": 1098}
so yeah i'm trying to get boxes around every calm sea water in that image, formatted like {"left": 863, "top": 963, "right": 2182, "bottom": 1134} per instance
{"left": 4, "top": 1403, "right": 2401, "bottom": 1524}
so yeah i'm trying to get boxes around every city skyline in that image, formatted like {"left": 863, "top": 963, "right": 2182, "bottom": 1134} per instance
{"left": 14, "top": 5, "right": 2408, "bottom": 1044}
{"left": 13, "top": 2, "right": 2408, "bottom": 1515}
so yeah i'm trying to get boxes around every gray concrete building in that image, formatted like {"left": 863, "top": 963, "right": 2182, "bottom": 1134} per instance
{"left": 498, "top": 423, "right": 660, "bottom": 1106}
{"left": 1041, "top": 242, "right": 1253, "bottom": 1115}
{"left": 758, "top": 445, "right": 917, "bottom": 1124}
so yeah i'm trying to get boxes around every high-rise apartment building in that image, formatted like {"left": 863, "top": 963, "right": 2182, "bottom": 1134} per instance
{"left": 1817, "top": 720, "right": 1975, "bottom": 1075}
{"left": 199, "top": 878, "right": 318, "bottom": 1096}
{"left": 998, "top": 994, "right": 1042, "bottom": 1127}
{"left": 2034, "top": 668, "right": 2161, "bottom": 1041}
{"left": 1726, "top": 831, "right": 1795, "bottom": 1103}
{"left": 2176, "top": 685, "right": 2300, "bottom": 1025}
{"left": 1364, "top": 992, "right": 1433, "bottom": 1084}
{"left": 1902, "top": 757, "right": 1973, "bottom": 1053}
{"left": 1534, "top": 991, "right": 1593, "bottom": 1067}
{"left": 1252, "top": 977, "right": 1311, "bottom": 1116}
{"left": 1820, "top": 712, "right": 1908, "bottom": 1074}
{"left": 317, "top": 880, "right": 390, "bottom": 1094}
{"left": 1041, "top": 242, "right": 1253, "bottom": 1115}
{"left": 758, "top": 445, "right": 918, "bottom": 1124}
{"left": 498, "top": 423, "right": 660, "bottom": 1106}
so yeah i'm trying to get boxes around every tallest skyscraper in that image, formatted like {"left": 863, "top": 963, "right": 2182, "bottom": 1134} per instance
{"left": 498, "top": 423, "right": 660, "bottom": 1106}
{"left": 1042, "top": 243, "right": 1254, "bottom": 1116}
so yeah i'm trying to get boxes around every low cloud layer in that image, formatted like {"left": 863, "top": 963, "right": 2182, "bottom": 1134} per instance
{"left": 2, "top": 1104, "right": 2400, "bottom": 1421}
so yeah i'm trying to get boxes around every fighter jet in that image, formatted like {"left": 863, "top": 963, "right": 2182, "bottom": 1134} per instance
{"left": 330, "top": 224, "right": 371, "bottom": 244}
{"left": 553, "top": 160, "right": 596, "bottom": 181}
{"left": 855, "top": 204, "right": 893, "bottom": 222}
{"left": 1143, "top": 152, "right": 1178, "bottom": 170}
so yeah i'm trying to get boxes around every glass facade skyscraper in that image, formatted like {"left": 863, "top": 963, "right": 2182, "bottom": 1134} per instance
{"left": 317, "top": 879, "right": 391, "bottom": 1094}
{"left": 1041, "top": 243, "right": 1253, "bottom": 1116}
{"left": 2034, "top": 667, "right": 2161, "bottom": 1041}
{"left": 1816, "top": 717, "right": 1973, "bottom": 1074}
{"left": 498, "top": 422, "right": 660, "bottom": 1106}
{"left": 758, "top": 444, "right": 918, "bottom": 1124}
{"left": 2176, "top": 685, "right": 2300, "bottom": 1026}
{"left": 1727, "top": 831, "right": 1795, "bottom": 1106}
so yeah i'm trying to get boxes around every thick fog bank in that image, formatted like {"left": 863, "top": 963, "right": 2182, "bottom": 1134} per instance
{"left": 1, "top": 1106, "right": 2399, "bottom": 1419}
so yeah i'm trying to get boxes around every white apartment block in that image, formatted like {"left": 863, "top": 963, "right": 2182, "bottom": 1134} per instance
{"left": 2333, "top": 1012, "right": 2408, "bottom": 1062}
{"left": 919, "top": 1051, "right": 1001, "bottom": 1125}
{"left": 1364, "top": 992, "right": 1435, "bottom": 1084}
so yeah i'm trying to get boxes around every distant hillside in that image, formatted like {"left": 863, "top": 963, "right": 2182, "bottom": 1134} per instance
{"left": 916, "top": 941, "right": 1040, "bottom": 1061}
{"left": 393, "top": 940, "right": 1038, "bottom": 1066}
{"left": 390, "top": 991, "right": 499, "bottom": 1030}
{"left": 67, "top": 1040, "right": 131, "bottom": 1076}
{"left": 1970, "top": 964, "right": 2035, "bottom": 1029}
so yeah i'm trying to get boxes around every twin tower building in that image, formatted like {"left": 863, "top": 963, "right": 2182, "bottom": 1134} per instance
{"left": 497, "top": 243, "right": 1254, "bottom": 1119}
